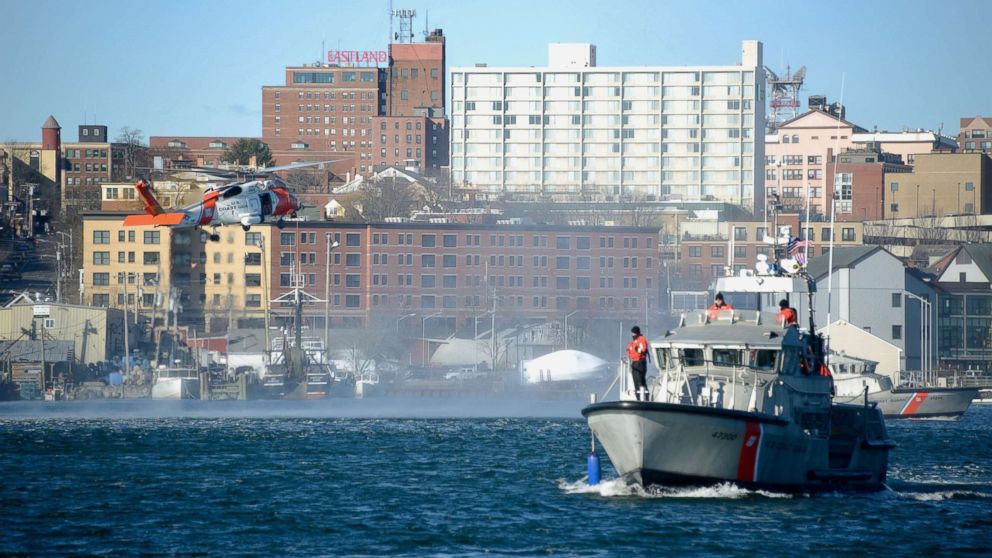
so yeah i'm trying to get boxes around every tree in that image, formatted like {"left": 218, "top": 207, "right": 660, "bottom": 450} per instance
{"left": 114, "top": 127, "right": 148, "bottom": 181}
{"left": 221, "top": 138, "right": 273, "bottom": 167}
{"left": 357, "top": 176, "right": 417, "bottom": 221}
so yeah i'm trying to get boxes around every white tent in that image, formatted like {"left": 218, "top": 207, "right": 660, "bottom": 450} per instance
{"left": 521, "top": 350, "right": 610, "bottom": 384}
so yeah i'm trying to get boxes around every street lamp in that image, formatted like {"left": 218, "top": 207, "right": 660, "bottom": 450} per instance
{"left": 323, "top": 236, "right": 340, "bottom": 351}
{"left": 904, "top": 291, "right": 932, "bottom": 385}
{"left": 422, "top": 311, "right": 443, "bottom": 367}
{"left": 395, "top": 312, "right": 416, "bottom": 335}
{"left": 255, "top": 237, "right": 273, "bottom": 366}
{"left": 563, "top": 310, "right": 578, "bottom": 350}
{"left": 473, "top": 311, "right": 492, "bottom": 372}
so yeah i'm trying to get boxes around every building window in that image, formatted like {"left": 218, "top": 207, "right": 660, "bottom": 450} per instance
{"left": 965, "top": 181, "right": 975, "bottom": 191}
{"left": 422, "top": 254, "right": 435, "bottom": 268}
{"left": 442, "top": 234, "right": 456, "bottom": 248}
{"left": 688, "top": 246, "right": 702, "bottom": 257}
{"left": 143, "top": 231, "right": 160, "bottom": 244}
{"left": 92, "top": 272, "right": 110, "bottom": 286}
{"left": 246, "top": 294, "right": 261, "bottom": 308}
{"left": 143, "top": 252, "right": 160, "bottom": 265}
{"left": 346, "top": 233, "right": 361, "bottom": 246}
{"left": 841, "top": 228, "right": 856, "bottom": 242}
{"left": 892, "top": 293, "right": 902, "bottom": 308}
{"left": 346, "top": 295, "right": 360, "bottom": 308}
{"left": 711, "top": 246, "right": 724, "bottom": 258}
{"left": 93, "top": 252, "right": 110, "bottom": 265}
{"left": 346, "top": 253, "right": 360, "bottom": 267}
{"left": 892, "top": 325, "right": 902, "bottom": 340}
{"left": 733, "top": 227, "right": 747, "bottom": 241}
{"left": 346, "top": 274, "right": 361, "bottom": 288}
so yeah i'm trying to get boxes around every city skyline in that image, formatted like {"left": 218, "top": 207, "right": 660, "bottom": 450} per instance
{"left": 2, "top": 0, "right": 990, "bottom": 142}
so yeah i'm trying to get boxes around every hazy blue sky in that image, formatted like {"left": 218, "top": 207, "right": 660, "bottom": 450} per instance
{"left": 2, "top": 0, "right": 988, "bottom": 142}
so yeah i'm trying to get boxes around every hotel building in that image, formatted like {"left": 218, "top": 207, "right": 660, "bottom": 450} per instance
{"left": 449, "top": 41, "right": 765, "bottom": 211}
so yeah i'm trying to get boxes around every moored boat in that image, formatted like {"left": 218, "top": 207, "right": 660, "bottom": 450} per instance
{"left": 830, "top": 355, "right": 978, "bottom": 420}
{"left": 151, "top": 368, "right": 201, "bottom": 400}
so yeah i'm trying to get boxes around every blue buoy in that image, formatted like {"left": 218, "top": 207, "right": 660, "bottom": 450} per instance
{"left": 587, "top": 452, "right": 601, "bottom": 486}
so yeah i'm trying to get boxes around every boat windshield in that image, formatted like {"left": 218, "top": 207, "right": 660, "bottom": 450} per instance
{"left": 751, "top": 349, "right": 778, "bottom": 370}
{"left": 681, "top": 348, "right": 704, "bottom": 367}
{"left": 712, "top": 349, "right": 741, "bottom": 367}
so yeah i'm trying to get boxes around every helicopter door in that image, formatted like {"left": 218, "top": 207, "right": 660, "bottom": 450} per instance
{"left": 260, "top": 192, "right": 273, "bottom": 216}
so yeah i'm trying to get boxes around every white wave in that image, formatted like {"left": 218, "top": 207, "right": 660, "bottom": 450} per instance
{"left": 557, "top": 478, "right": 791, "bottom": 499}
{"left": 898, "top": 490, "right": 992, "bottom": 501}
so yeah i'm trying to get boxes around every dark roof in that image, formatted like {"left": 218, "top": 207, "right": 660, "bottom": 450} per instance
{"left": 959, "top": 244, "right": 992, "bottom": 281}
{"left": 0, "top": 340, "right": 73, "bottom": 362}
{"left": 805, "top": 245, "right": 884, "bottom": 280}
{"left": 42, "top": 115, "right": 61, "bottom": 129}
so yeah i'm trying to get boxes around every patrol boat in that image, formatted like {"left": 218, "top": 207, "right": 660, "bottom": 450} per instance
{"left": 829, "top": 354, "right": 978, "bottom": 420}
{"left": 583, "top": 273, "right": 895, "bottom": 492}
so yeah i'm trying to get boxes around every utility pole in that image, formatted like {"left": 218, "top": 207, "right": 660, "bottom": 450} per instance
{"left": 323, "top": 235, "right": 339, "bottom": 358}
{"left": 257, "top": 238, "right": 271, "bottom": 367}
{"left": 55, "top": 248, "right": 62, "bottom": 303}
{"left": 121, "top": 273, "right": 130, "bottom": 373}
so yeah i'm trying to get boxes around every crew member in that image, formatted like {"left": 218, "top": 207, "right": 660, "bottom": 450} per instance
{"left": 777, "top": 299, "right": 798, "bottom": 326}
{"left": 707, "top": 293, "right": 733, "bottom": 319}
{"left": 627, "top": 326, "right": 649, "bottom": 400}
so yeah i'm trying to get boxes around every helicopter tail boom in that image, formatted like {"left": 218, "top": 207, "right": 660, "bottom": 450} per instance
{"left": 135, "top": 180, "right": 165, "bottom": 216}
{"left": 123, "top": 212, "right": 188, "bottom": 227}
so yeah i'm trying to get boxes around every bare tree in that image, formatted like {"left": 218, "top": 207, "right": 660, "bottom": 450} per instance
{"left": 357, "top": 176, "right": 417, "bottom": 221}
{"left": 281, "top": 169, "right": 324, "bottom": 193}
{"left": 114, "top": 127, "right": 148, "bottom": 181}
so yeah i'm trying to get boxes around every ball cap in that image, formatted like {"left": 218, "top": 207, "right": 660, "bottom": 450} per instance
{"left": 631, "top": 326, "right": 641, "bottom": 335}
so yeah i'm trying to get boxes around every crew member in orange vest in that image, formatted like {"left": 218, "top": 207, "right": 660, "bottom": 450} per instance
{"left": 707, "top": 293, "right": 733, "bottom": 320}
{"left": 776, "top": 299, "right": 798, "bottom": 326}
{"left": 627, "top": 326, "right": 649, "bottom": 400}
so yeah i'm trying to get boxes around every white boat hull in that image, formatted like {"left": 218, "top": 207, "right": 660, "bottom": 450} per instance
{"left": 151, "top": 377, "right": 200, "bottom": 400}
{"left": 584, "top": 401, "right": 891, "bottom": 492}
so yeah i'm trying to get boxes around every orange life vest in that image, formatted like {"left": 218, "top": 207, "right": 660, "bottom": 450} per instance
{"left": 777, "top": 308, "right": 797, "bottom": 325}
{"left": 627, "top": 335, "right": 648, "bottom": 362}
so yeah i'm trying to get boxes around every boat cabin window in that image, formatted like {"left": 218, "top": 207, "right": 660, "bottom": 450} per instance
{"left": 655, "top": 348, "right": 669, "bottom": 369}
{"left": 780, "top": 347, "right": 801, "bottom": 375}
{"left": 712, "top": 349, "right": 741, "bottom": 367}
{"left": 750, "top": 349, "right": 777, "bottom": 370}
{"left": 681, "top": 348, "right": 704, "bottom": 367}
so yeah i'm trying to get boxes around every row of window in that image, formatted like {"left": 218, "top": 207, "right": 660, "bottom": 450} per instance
{"left": 336, "top": 232, "right": 653, "bottom": 250}
{"left": 92, "top": 230, "right": 161, "bottom": 244}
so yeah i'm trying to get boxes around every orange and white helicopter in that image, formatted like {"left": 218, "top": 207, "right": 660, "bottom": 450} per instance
{"left": 123, "top": 162, "right": 331, "bottom": 242}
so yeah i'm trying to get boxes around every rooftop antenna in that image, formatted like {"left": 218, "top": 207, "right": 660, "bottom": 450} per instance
{"left": 424, "top": 9, "right": 429, "bottom": 38}
{"left": 391, "top": 7, "right": 416, "bottom": 43}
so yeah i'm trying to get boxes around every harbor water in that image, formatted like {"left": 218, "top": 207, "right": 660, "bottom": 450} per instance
{"left": 1, "top": 400, "right": 990, "bottom": 557}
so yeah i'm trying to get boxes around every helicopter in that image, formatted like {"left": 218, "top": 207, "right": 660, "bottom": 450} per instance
{"left": 122, "top": 160, "right": 335, "bottom": 241}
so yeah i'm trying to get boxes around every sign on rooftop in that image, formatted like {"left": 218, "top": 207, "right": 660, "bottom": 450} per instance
{"left": 328, "top": 50, "right": 388, "bottom": 67}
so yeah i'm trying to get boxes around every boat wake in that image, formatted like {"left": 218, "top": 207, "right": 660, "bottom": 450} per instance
{"left": 887, "top": 485, "right": 992, "bottom": 501}
{"left": 558, "top": 477, "right": 792, "bottom": 499}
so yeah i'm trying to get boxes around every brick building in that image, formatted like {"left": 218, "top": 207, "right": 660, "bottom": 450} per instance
{"left": 386, "top": 30, "right": 445, "bottom": 117}
{"left": 824, "top": 147, "right": 912, "bottom": 222}
{"left": 270, "top": 221, "right": 660, "bottom": 329}
{"left": 147, "top": 136, "right": 244, "bottom": 169}
{"left": 677, "top": 218, "right": 865, "bottom": 291}
{"left": 958, "top": 116, "right": 992, "bottom": 154}
{"left": 885, "top": 152, "right": 992, "bottom": 218}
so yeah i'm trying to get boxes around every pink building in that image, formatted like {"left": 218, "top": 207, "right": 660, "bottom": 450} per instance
{"left": 765, "top": 110, "right": 863, "bottom": 215}
{"left": 766, "top": 109, "right": 956, "bottom": 216}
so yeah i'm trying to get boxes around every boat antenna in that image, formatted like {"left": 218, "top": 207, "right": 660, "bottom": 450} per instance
{"left": 824, "top": 73, "right": 846, "bottom": 359}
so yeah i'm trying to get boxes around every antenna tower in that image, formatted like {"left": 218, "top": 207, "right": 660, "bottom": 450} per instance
{"left": 764, "top": 65, "right": 806, "bottom": 132}
{"left": 391, "top": 8, "right": 416, "bottom": 43}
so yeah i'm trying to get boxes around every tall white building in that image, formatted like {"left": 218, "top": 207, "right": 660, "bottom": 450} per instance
{"left": 450, "top": 40, "right": 765, "bottom": 212}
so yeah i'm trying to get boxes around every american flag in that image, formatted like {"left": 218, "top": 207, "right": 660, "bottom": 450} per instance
{"left": 789, "top": 237, "right": 813, "bottom": 265}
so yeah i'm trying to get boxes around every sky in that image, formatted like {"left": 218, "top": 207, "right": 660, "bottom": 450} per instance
{"left": 1, "top": 0, "right": 989, "bottom": 143}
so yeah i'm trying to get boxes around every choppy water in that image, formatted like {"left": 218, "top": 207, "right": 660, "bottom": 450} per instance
{"left": 1, "top": 400, "right": 990, "bottom": 557}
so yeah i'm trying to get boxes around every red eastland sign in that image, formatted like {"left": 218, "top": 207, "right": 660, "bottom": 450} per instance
{"left": 327, "top": 50, "right": 388, "bottom": 66}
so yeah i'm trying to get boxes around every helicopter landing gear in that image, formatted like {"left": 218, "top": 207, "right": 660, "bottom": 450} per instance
{"left": 290, "top": 212, "right": 298, "bottom": 219}
{"left": 209, "top": 233, "right": 221, "bottom": 242}
{"left": 242, "top": 224, "right": 251, "bottom": 232}
{"left": 276, "top": 218, "right": 286, "bottom": 229}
